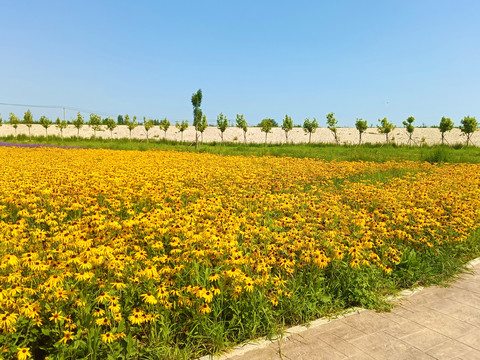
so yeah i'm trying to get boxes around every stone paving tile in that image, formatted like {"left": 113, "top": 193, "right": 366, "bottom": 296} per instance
{"left": 424, "top": 298, "right": 480, "bottom": 322}
{"left": 341, "top": 310, "right": 398, "bottom": 334}
{"left": 446, "top": 287, "right": 480, "bottom": 309}
{"left": 457, "top": 329, "right": 480, "bottom": 351}
{"left": 348, "top": 331, "right": 435, "bottom": 360}
{"left": 453, "top": 278, "right": 480, "bottom": 294}
{"left": 426, "top": 338, "right": 479, "bottom": 359}
{"left": 382, "top": 320, "right": 424, "bottom": 338}
{"left": 399, "top": 328, "right": 449, "bottom": 352}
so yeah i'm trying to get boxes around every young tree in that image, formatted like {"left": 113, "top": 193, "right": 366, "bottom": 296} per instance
{"left": 402, "top": 116, "right": 415, "bottom": 145}
{"left": 260, "top": 118, "right": 274, "bottom": 145}
{"left": 105, "top": 117, "right": 117, "bottom": 139}
{"left": 198, "top": 115, "right": 208, "bottom": 143}
{"left": 282, "top": 114, "right": 293, "bottom": 143}
{"left": 0, "top": 113, "right": 2, "bottom": 126}
{"left": 55, "top": 117, "right": 68, "bottom": 138}
{"left": 216, "top": 113, "right": 228, "bottom": 143}
{"left": 143, "top": 116, "right": 154, "bottom": 142}
{"left": 355, "top": 118, "right": 368, "bottom": 144}
{"left": 23, "top": 109, "right": 34, "bottom": 139}
{"left": 39, "top": 116, "right": 52, "bottom": 138}
{"left": 89, "top": 113, "right": 102, "bottom": 138}
{"left": 9, "top": 112, "right": 20, "bottom": 138}
{"left": 459, "top": 115, "right": 478, "bottom": 146}
{"left": 303, "top": 117, "right": 318, "bottom": 143}
{"left": 326, "top": 112, "right": 339, "bottom": 144}
{"left": 191, "top": 89, "right": 203, "bottom": 149}
{"left": 117, "top": 114, "right": 124, "bottom": 125}
{"left": 125, "top": 114, "right": 137, "bottom": 141}
{"left": 175, "top": 120, "right": 188, "bottom": 142}
{"left": 159, "top": 118, "right": 170, "bottom": 139}
{"left": 72, "top": 112, "right": 84, "bottom": 138}
{"left": 377, "top": 117, "right": 395, "bottom": 144}
{"left": 236, "top": 114, "right": 248, "bottom": 143}
{"left": 439, "top": 116, "right": 454, "bottom": 145}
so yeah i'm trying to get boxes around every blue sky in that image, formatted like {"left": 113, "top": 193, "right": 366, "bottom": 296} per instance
{"left": 1, "top": 1, "right": 479, "bottom": 126}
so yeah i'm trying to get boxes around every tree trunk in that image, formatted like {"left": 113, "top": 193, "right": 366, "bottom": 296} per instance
{"left": 285, "top": 131, "right": 288, "bottom": 143}
{"left": 359, "top": 132, "right": 362, "bottom": 145}
{"left": 386, "top": 133, "right": 389, "bottom": 144}
{"left": 221, "top": 132, "right": 224, "bottom": 143}
{"left": 181, "top": 132, "right": 184, "bottom": 143}
{"left": 441, "top": 132, "right": 444, "bottom": 145}
{"left": 309, "top": 132, "right": 312, "bottom": 143}
{"left": 244, "top": 131, "right": 247, "bottom": 143}
{"left": 466, "top": 134, "right": 471, "bottom": 146}
{"left": 265, "top": 132, "right": 267, "bottom": 145}
{"left": 45, "top": 128, "right": 48, "bottom": 138}
{"left": 28, "top": 128, "right": 31, "bottom": 139}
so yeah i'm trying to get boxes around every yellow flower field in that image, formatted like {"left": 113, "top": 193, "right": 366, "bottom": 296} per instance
{"left": 1, "top": 147, "right": 480, "bottom": 359}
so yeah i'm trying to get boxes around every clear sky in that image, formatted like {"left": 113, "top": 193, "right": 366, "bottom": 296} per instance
{"left": 1, "top": 1, "right": 479, "bottom": 127}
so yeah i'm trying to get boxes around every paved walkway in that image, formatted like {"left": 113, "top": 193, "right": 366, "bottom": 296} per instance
{"left": 207, "top": 259, "right": 480, "bottom": 360}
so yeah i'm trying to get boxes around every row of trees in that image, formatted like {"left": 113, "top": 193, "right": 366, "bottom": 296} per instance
{"left": 0, "top": 110, "right": 478, "bottom": 145}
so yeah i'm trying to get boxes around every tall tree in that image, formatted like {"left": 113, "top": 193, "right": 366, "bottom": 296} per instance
{"left": 236, "top": 114, "right": 248, "bottom": 143}
{"left": 105, "top": 117, "right": 117, "bottom": 139}
{"left": 303, "top": 117, "right": 318, "bottom": 143}
{"left": 89, "top": 113, "right": 102, "bottom": 138}
{"left": 175, "top": 120, "right": 189, "bottom": 142}
{"left": 9, "top": 112, "right": 20, "bottom": 138}
{"left": 326, "top": 112, "right": 339, "bottom": 144}
{"left": 282, "top": 115, "right": 293, "bottom": 143}
{"left": 216, "top": 113, "right": 228, "bottom": 143}
{"left": 377, "top": 117, "right": 395, "bottom": 144}
{"left": 459, "top": 115, "right": 478, "bottom": 146}
{"left": 439, "top": 116, "right": 454, "bottom": 145}
{"left": 117, "top": 114, "right": 124, "bottom": 125}
{"left": 72, "top": 112, "right": 84, "bottom": 138}
{"left": 191, "top": 89, "right": 203, "bottom": 149}
{"left": 23, "top": 109, "right": 34, "bottom": 139}
{"left": 159, "top": 118, "right": 170, "bottom": 140}
{"left": 355, "top": 118, "right": 368, "bottom": 145}
{"left": 402, "top": 116, "right": 415, "bottom": 145}
{"left": 143, "top": 117, "right": 154, "bottom": 142}
{"left": 39, "top": 116, "right": 52, "bottom": 138}
{"left": 260, "top": 118, "right": 274, "bottom": 145}
{"left": 55, "top": 117, "right": 68, "bottom": 138}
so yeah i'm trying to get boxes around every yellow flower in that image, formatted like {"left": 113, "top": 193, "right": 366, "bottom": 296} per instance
{"left": 17, "top": 347, "right": 31, "bottom": 360}
{"left": 49, "top": 310, "right": 64, "bottom": 323}
{"left": 199, "top": 304, "right": 211, "bottom": 314}
{"left": 59, "top": 330, "right": 74, "bottom": 344}
{"left": 140, "top": 293, "right": 158, "bottom": 305}
{"left": 101, "top": 332, "right": 115, "bottom": 343}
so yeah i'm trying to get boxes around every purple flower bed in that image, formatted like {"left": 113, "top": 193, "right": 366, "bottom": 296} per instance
{"left": 0, "top": 142, "right": 82, "bottom": 149}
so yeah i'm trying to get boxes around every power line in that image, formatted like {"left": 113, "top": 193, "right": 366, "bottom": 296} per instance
{"left": 0, "top": 102, "right": 116, "bottom": 117}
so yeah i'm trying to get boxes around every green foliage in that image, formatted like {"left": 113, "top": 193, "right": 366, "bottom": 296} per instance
{"left": 9, "top": 112, "right": 20, "bottom": 137}
{"left": 198, "top": 115, "right": 208, "bottom": 142}
{"left": 23, "top": 110, "right": 33, "bottom": 126}
{"left": 89, "top": 113, "right": 103, "bottom": 137}
{"left": 39, "top": 115, "right": 52, "bottom": 137}
{"left": 159, "top": 118, "right": 170, "bottom": 139}
{"left": 402, "top": 116, "right": 415, "bottom": 144}
{"left": 259, "top": 118, "right": 274, "bottom": 145}
{"left": 143, "top": 117, "right": 154, "bottom": 142}
{"left": 125, "top": 114, "right": 137, "bottom": 140}
{"left": 217, "top": 113, "right": 228, "bottom": 142}
{"left": 282, "top": 115, "right": 293, "bottom": 142}
{"left": 439, "top": 116, "right": 454, "bottom": 145}
{"left": 236, "top": 114, "right": 248, "bottom": 143}
{"left": 459, "top": 115, "right": 478, "bottom": 145}
{"left": 72, "top": 112, "right": 84, "bottom": 138}
{"left": 326, "top": 112, "right": 339, "bottom": 144}
{"left": 23, "top": 109, "right": 34, "bottom": 139}
{"left": 192, "top": 89, "right": 203, "bottom": 148}
{"left": 303, "top": 117, "right": 318, "bottom": 143}
{"left": 377, "top": 117, "right": 395, "bottom": 144}
{"left": 0, "top": 113, "right": 2, "bottom": 126}
{"left": 355, "top": 118, "right": 368, "bottom": 144}
{"left": 175, "top": 120, "right": 189, "bottom": 142}
{"left": 104, "top": 117, "right": 117, "bottom": 136}
{"left": 55, "top": 117, "right": 68, "bottom": 138}
{"left": 117, "top": 114, "right": 125, "bottom": 125}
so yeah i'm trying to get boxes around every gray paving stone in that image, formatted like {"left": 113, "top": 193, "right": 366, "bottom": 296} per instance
{"left": 426, "top": 339, "right": 477, "bottom": 359}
